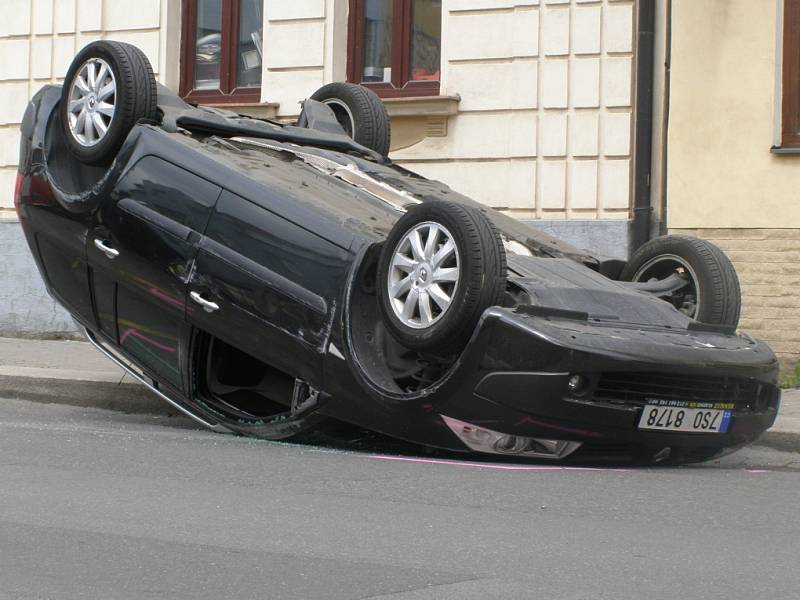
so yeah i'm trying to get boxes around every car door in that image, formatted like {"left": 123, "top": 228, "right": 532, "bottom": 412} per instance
{"left": 187, "top": 190, "right": 351, "bottom": 386}
{"left": 87, "top": 156, "right": 221, "bottom": 391}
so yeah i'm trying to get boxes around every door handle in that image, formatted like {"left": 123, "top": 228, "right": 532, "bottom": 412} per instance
{"left": 94, "top": 238, "right": 119, "bottom": 259}
{"left": 190, "top": 291, "right": 220, "bottom": 313}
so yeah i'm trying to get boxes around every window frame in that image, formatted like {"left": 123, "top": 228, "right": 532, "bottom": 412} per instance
{"left": 347, "top": 0, "right": 441, "bottom": 98}
{"left": 781, "top": 0, "right": 800, "bottom": 147}
{"left": 179, "top": 0, "right": 261, "bottom": 105}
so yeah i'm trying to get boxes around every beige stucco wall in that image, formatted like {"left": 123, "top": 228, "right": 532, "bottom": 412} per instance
{"left": 1, "top": 0, "right": 636, "bottom": 222}
{"left": 262, "top": 0, "right": 637, "bottom": 220}
{"left": 394, "top": 0, "right": 635, "bottom": 220}
{"left": 261, "top": 0, "right": 348, "bottom": 113}
{"left": 667, "top": 0, "right": 800, "bottom": 229}
{"left": 0, "top": 0, "right": 181, "bottom": 216}
{"left": 668, "top": 0, "right": 800, "bottom": 368}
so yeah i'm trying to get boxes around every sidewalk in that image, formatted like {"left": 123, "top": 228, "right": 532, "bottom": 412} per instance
{"left": 0, "top": 336, "right": 797, "bottom": 452}
{"left": 763, "top": 387, "right": 800, "bottom": 452}
{"left": 0, "top": 337, "right": 180, "bottom": 416}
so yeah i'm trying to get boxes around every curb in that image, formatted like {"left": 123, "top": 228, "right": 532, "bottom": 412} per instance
{"left": 0, "top": 374, "right": 182, "bottom": 417}
{"left": 756, "top": 431, "right": 800, "bottom": 454}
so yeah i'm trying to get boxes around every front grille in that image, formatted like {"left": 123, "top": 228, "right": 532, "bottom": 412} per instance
{"left": 592, "top": 372, "right": 775, "bottom": 412}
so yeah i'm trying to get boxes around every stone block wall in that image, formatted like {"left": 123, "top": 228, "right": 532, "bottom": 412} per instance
{"left": 0, "top": 221, "right": 76, "bottom": 337}
{"left": 670, "top": 228, "right": 800, "bottom": 370}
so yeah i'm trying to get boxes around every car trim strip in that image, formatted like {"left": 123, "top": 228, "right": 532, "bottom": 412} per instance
{"left": 82, "top": 327, "right": 230, "bottom": 433}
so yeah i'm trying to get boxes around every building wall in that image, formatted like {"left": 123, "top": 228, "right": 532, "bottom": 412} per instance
{"left": 0, "top": 0, "right": 180, "bottom": 217}
{"left": 0, "top": 0, "right": 637, "bottom": 336}
{"left": 667, "top": 0, "right": 800, "bottom": 230}
{"left": 263, "top": 0, "right": 637, "bottom": 232}
{"left": 667, "top": 0, "right": 800, "bottom": 368}
{"left": 261, "top": 0, "right": 347, "bottom": 114}
{"left": 0, "top": 0, "right": 180, "bottom": 335}
{"left": 0, "top": 221, "right": 77, "bottom": 337}
{"left": 396, "top": 0, "right": 635, "bottom": 224}
{"left": 670, "top": 228, "right": 800, "bottom": 369}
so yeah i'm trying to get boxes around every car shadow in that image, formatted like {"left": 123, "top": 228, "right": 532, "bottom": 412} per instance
{"left": 287, "top": 423, "right": 655, "bottom": 469}
{"left": 100, "top": 397, "right": 702, "bottom": 469}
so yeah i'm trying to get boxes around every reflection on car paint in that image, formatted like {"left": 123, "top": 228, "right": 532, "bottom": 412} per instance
{"left": 513, "top": 415, "right": 603, "bottom": 438}
{"left": 116, "top": 316, "right": 177, "bottom": 339}
{"left": 145, "top": 282, "right": 192, "bottom": 314}
{"left": 119, "top": 327, "right": 177, "bottom": 354}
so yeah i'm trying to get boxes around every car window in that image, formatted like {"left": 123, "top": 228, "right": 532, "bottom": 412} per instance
{"left": 114, "top": 156, "right": 221, "bottom": 233}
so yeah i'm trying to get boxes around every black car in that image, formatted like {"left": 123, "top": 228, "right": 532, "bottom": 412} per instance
{"left": 15, "top": 41, "right": 780, "bottom": 464}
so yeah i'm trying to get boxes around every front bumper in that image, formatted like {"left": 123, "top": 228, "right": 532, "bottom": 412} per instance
{"left": 434, "top": 308, "right": 780, "bottom": 462}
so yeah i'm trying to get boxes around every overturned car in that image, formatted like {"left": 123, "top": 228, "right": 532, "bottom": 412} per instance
{"left": 16, "top": 41, "right": 780, "bottom": 464}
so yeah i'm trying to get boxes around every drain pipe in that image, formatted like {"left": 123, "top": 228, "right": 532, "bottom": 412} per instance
{"left": 657, "top": 0, "right": 672, "bottom": 237}
{"left": 630, "top": 0, "right": 657, "bottom": 253}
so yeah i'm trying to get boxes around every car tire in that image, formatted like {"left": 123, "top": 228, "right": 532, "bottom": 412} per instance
{"left": 60, "top": 40, "right": 157, "bottom": 165}
{"left": 309, "top": 82, "right": 391, "bottom": 156}
{"left": 620, "top": 235, "right": 741, "bottom": 327}
{"left": 377, "top": 202, "right": 507, "bottom": 356}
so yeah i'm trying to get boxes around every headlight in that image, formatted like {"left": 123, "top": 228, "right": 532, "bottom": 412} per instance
{"left": 441, "top": 415, "right": 582, "bottom": 459}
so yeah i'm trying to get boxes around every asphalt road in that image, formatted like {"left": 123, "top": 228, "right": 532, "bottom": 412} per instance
{"left": 0, "top": 398, "right": 799, "bottom": 600}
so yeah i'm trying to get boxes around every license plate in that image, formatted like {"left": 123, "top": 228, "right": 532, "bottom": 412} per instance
{"left": 638, "top": 402, "right": 732, "bottom": 433}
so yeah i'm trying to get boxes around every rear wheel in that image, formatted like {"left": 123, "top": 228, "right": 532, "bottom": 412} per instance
{"left": 60, "top": 40, "right": 157, "bottom": 165}
{"left": 621, "top": 235, "right": 741, "bottom": 327}
{"left": 310, "top": 82, "right": 391, "bottom": 156}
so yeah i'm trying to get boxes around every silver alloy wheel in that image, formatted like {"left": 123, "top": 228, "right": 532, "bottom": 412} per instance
{"left": 387, "top": 221, "right": 460, "bottom": 329}
{"left": 67, "top": 57, "right": 116, "bottom": 147}
{"left": 632, "top": 253, "right": 701, "bottom": 319}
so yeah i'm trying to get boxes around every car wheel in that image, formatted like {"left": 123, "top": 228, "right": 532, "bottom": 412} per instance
{"left": 60, "top": 40, "right": 157, "bottom": 165}
{"left": 620, "top": 235, "right": 741, "bottom": 327}
{"left": 309, "top": 82, "right": 391, "bottom": 156}
{"left": 377, "top": 202, "right": 507, "bottom": 356}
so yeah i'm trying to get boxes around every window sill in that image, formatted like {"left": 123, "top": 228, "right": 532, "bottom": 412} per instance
{"left": 382, "top": 95, "right": 461, "bottom": 118}
{"left": 189, "top": 95, "right": 461, "bottom": 122}
{"left": 770, "top": 145, "right": 800, "bottom": 154}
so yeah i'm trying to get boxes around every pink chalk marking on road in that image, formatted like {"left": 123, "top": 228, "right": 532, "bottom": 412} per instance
{"left": 746, "top": 469, "right": 771, "bottom": 473}
{"left": 369, "top": 454, "right": 630, "bottom": 472}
